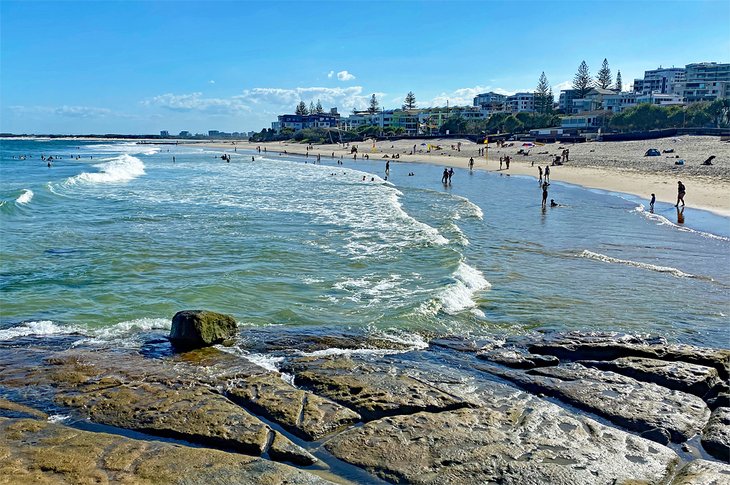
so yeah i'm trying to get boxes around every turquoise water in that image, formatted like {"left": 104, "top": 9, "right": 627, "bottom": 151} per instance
{"left": 1, "top": 139, "right": 729, "bottom": 348}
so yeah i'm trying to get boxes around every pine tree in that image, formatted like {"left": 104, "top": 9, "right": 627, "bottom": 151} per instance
{"left": 547, "top": 88, "right": 554, "bottom": 113}
{"left": 535, "top": 72, "right": 551, "bottom": 114}
{"left": 368, "top": 94, "right": 379, "bottom": 114}
{"left": 315, "top": 99, "right": 324, "bottom": 114}
{"left": 309, "top": 101, "right": 316, "bottom": 115}
{"left": 295, "top": 101, "right": 308, "bottom": 115}
{"left": 403, "top": 91, "right": 417, "bottom": 110}
{"left": 596, "top": 58, "right": 612, "bottom": 90}
{"left": 615, "top": 71, "right": 623, "bottom": 92}
{"left": 573, "top": 61, "right": 593, "bottom": 98}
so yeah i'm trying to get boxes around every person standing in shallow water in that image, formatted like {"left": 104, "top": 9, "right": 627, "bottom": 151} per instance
{"left": 675, "top": 181, "right": 686, "bottom": 207}
{"left": 541, "top": 181, "right": 550, "bottom": 209}
{"left": 441, "top": 168, "right": 449, "bottom": 184}
{"left": 649, "top": 193, "right": 656, "bottom": 213}
{"left": 448, "top": 167, "right": 454, "bottom": 184}
{"left": 538, "top": 166, "right": 543, "bottom": 184}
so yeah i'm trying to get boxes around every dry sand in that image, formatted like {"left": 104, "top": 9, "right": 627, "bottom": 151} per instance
{"left": 193, "top": 135, "right": 730, "bottom": 217}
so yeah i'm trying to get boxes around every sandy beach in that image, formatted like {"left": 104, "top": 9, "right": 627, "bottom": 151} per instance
{"left": 194, "top": 136, "right": 730, "bottom": 217}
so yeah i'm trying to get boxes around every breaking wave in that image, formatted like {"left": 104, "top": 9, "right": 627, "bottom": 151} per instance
{"left": 633, "top": 205, "right": 730, "bottom": 242}
{"left": 16, "top": 189, "right": 33, "bottom": 205}
{"left": 580, "top": 250, "right": 698, "bottom": 279}
{"left": 66, "top": 154, "right": 146, "bottom": 185}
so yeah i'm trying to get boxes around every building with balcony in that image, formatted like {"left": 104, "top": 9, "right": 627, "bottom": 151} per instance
{"left": 633, "top": 67, "right": 686, "bottom": 94}
{"left": 506, "top": 92, "right": 535, "bottom": 113}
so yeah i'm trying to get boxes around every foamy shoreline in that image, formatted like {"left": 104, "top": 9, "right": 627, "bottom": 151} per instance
{"left": 191, "top": 136, "right": 730, "bottom": 217}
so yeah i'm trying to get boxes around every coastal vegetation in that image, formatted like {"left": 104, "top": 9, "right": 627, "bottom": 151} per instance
{"left": 608, "top": 100, "right": 730, "bottom": 131}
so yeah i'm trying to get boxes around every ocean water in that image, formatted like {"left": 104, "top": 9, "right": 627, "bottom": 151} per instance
{"left": 1, "top": 139, "right": 729, "bottom": 349}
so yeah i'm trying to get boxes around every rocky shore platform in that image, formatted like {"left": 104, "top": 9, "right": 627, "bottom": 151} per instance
{"left": 1, "top": 325, "right": 728, "bottom": 484}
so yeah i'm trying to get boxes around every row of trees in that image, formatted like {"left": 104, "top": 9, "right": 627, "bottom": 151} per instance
{"left": 295, "top": 100, "right": 325, "bottom": 115}
{"left": 573, "top": 58, "right": 622, "bottom": 98}
{"left": 251, "top": 100, "right": 729, "bottom": 143}
{"left": 533, "top": 59, "right": 623, "bottom": 115}
{"left": 609, "top": 100, "right": 730, "bottom": 131}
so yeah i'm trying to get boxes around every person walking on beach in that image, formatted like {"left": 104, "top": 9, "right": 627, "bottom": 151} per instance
{"left": 441, "top": 168, "right": 449, "bottom": 184}
{"left": 544, "top": 165, "right": 550, "bottom": 183}
{"left": 469, "top": 157, "right": 474, "bottom": 171}
{"left": 538, "top": 166, "right": 543, "bottom": 184}
{"left": 541, "top": 181, "right": 550, "bottom": 209}
{"left": 505, "top": 156, "right": 510, "bottom": 170}
{"left": 649, "top": 193, "right": 656, "bottom": 212}
{"left": 675, "top": 181, "right": 686, "bottom": 207}
{"left": 499, "top": 157, "right": 503, "bottom": 170}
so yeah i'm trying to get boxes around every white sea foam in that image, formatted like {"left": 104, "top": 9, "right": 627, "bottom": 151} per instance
{"left": 333, "top": 274, "right": 404, "bottom": 304}
{"left": 0, "top": 317, "right": 170, "bottom": 344}
{"left": 47, "top": 415, "right": 71, "bottom": 423}
{"left": 216, "top": 347, "right": 284, "bottom": 372}
{"left": 436, "top": 261, "right": 492, "bottom": 315}
{"left": 15, "top": 189, "right": 33, "bottom": 205}
{"left": 83, "top": 142, "right": 160, "bottom": 156}
{"left": 90, "top": 317, "right": 170, "bottom": 340}
{"left": 452, "top": 194, "right": 484, "bottom": 220}
{"left": 0, "top": 320, "right": 82, "bottom": 340}
{"left": 66, "top": 154, "right": 145, "bottom": 185}
{"left": 633, "top": 205, "right": 730, "bottom": 242}
{"left": 580, "top": 250, "right": 698, "bottom": 278}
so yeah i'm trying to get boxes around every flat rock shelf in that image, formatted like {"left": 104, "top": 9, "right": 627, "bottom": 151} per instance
{"left": 1, "top": 329, "right": 728, "bottom": 484}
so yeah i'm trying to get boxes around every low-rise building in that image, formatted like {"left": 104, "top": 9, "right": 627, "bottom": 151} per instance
{"left": 506, "top": 92, "right": 535, "bottom": 112}
{"left": 560, "top": 111, "right": 608, "bottom": 130}
{"left": 473, "top": 92, "right": 507, "bottom": 111}
{"left": 273, "top": 112, "right": 341, "bottom": 132}
{"left": 558, "top": 89, "right": 580, "bottom": 113}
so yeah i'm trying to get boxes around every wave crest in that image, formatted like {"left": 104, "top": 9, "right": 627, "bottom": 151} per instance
{"left": 16, "top": 189, "right": 34, "bottom": 205}
{"left": 66, "top": 154, "right": 146, "bottom": 185}
{"left": 580, "top": 250, "right": 697, "bottom": 278}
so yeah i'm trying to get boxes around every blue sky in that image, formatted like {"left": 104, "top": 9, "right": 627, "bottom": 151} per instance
{"left": 1, "top": 0, "right": 728, "bottom": 134}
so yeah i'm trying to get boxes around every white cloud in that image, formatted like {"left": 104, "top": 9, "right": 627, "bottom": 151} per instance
{"left": 237, "top": 86, "right": 378, "bottom": 111}
{"left": 336, "top": 70, "right": 356, "bottom": 81}
{"left": 209, "top": 80, "right": 215, "bottom": 84}
{"left": 10, "top": 105, "right": 113, "bottom": 118}
{"left": 429, "top": 85, "right": 517, "bottom": 107}
{"left": 143, "top": 92, "right": 250, "bottom": 114}
{"left": 554, "top": 80, "right": 573, "bottom": 92}
{"left": 327, "top": 70, "right": 334, "bottom": 78}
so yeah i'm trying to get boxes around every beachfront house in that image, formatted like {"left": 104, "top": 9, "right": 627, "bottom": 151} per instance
{"left": 560, "top": 111, "right": 608, "bottom": 130}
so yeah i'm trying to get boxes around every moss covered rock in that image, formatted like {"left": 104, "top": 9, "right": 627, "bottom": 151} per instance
{"left": 169, "top": 310, "right": 237, "bottom": 350}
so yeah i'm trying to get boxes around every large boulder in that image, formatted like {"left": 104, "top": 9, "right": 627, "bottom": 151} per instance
{"left": 169, "top": 310, "right": 237, "bottom": 350}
